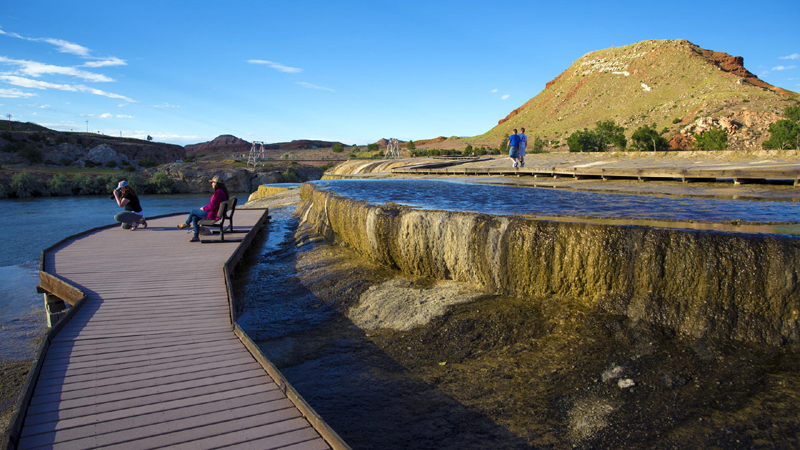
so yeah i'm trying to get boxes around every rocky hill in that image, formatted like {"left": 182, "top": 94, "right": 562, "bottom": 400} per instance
{"left": 439, "top": 40, "right": 800, "bottom": 150}
{"left": 0, "top": 123, "right": 185, "bottom": 167}
{"left": 185, "top": 135, "right": 345, "bottom": 156}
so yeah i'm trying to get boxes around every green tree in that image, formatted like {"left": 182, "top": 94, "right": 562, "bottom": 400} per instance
{"left": 150, "top": 171, "right": 174, "bottom": 193}
{"left": 500, "top": 134, "right": 509, "bottom": 152}
{"left": 594, "top": 120, "right": 626, "bottom": 150}
{"left": 464, "top": 144, "right": 473, "bottom": 155}
{"left": 532, "top": 136, "right": 544, "bottom": 153}
{"left": 139, "top": 157, "right": 158, "bottom": 168}
{"left": 47, "top": 173, "right": 72, "bottom": 196}
{"left": 567, "top": 129, "right": 603, "bottom": 152}
{"left": 631, "top": 124, "right": 669, "bottom": 152}
{"left": 784, "top": 105, "right": 800, "bottom": 122}
{"left": 694, "top": 127, "right": 728, "bottom": 150}
{"left": 406, "top": 140, "right": 416, "bottom": 151}
{"left": 367, "top": 143, "right": 379, "bottom": 152}
{"left": 332, "top": 142, "right": 344, "bottom": 153}
{"left": 350, "top": 145, "right": 359, "bottom": 154}
{"left": 763, "top": 120, "right": 799, "bottom": 149}
{"left": 10, "top": 171, "right": 37, "bottom": 198}
{"left": 18, "top": 145, "right": 43, "bottom": 163}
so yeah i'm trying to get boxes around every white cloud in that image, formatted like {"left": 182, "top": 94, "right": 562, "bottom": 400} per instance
{"left": 116, "top": 114, "right": 133, "bottom": 119}
{"left": 0, "top": 30, "right": 91, "bottom": 56}
{"left": 248, "top": 59, "right": 303, "bottom": 73}
{"left": 491, "top": 88, "right": 498, "bottom": 93}
{"left": 40, "top": 104, "right": 50, "bottom": 108}
{"left": 0, "top": 75, "right": 77, "bottom": 91}
{"left": 0, "top": 56, "right": 113, "bottom": 82}
{"left": 82, "top": 57, "right": 126, "bottom": 68}
{"left": 780, "top": 53, "right": 800, "bottom": 60}
{"left": 152, "top": 102, "right": 181, "bottom": 108}
{"left": 771, "top": 65, "right": 796, "bottom": 71}
{"left": 0, "top": 88, "right": 36, "bottom": 98}
{"left": 99, "top": 113, "right": 113, "bottom": 118}
{"left": 295, "top": 81, "right": 334, "bottom": 92}
{"left": 80, "top": 114, "right": 94, "bottom": 117}
{"left": 501, "top": 94, "right": 510, "bottom": 100}
{"left": 75, "top": 85, "right": 135, "bottom": 102}
{"left": 0, "top": 75, "right": 135, "bottom": 102}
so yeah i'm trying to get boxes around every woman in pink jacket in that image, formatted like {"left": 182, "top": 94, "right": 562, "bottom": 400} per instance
{"left": 178, "top": 175, "right": 229, "bottom": 242}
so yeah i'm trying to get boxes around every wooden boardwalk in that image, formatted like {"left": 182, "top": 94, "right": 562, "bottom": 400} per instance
{"left": 10, "top": 210, "right": 346, "bottom": 450}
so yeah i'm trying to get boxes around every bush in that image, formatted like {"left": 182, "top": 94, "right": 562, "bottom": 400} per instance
{"left": 567, "top": 129, "right": 604, "bottom": 152}
{"left": 10, "top": 171, "right": 38, "bottom": 198}
{"left": 367, "top": 143, "right": 379, "bottom": 152}
{"left": 672, "top": 118, "right": 682, "bottom": 124}
{"left": 500, "top": 134, "right": 509, "bottom": 153}
{"left": 60, "top": 157, "right": 73, "bottom": 166}
{"left": 594, "top": 120, "right": 626, "bottom": 150}
{"left": 84, "top": 160, "right": 98, "bottom": 168}
{"left": 123, "top": 165, "right": 136, "bottom": 172}
{"left": 694, "top": 127, "right": 728, "bottom": 150}
{"left": 320, "top": 162, "right": 336, "bottom": 172}
{"left": 464, "top": 144, "right": 473, "bottom": 154}
{"left": 139, "top": 158, "right": 158, "bottom": 168}
{"left": 18, "top": 145, "right": 43, "bottom": 163}
{"left": 0, "top": 131, "right": 11, "bottom": 141}
{"left": 332, "top": 143, "right": 344, "bottom": 153}
{"left": 105, "top": 160, "right": 118, "bottom": 168}
{"left": 406, "top": 140, "right": 416, "bottom": 151}
{"left": 532, "top": 136, "right": 545, "bottom": 153}
{"left": 47, "top": 173, "right": 72, "bottom": 196}
{"left": 149, "top": 171, "right": 174, "bottom": 194}
{"left": 631, "top": 124, "right": 669, "bottom": 151}
{"left": 763, "top": 120, "right": 799, "bottom": 149}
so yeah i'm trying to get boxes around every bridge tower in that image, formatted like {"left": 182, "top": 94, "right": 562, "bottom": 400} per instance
{"left": 247, "top": 141, "right": 266, "bottom": 167}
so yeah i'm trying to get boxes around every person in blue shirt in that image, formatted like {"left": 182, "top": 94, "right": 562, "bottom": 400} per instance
{"left": 518, "top": 128, "right": 527, "bottom": 167}
{"left": 508, "top": 129, "right": 521, "bottom": 168}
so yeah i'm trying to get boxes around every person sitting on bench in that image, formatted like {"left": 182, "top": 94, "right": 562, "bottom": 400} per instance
{"left": 178, "top": 176, "right": 228, "bottom": 242}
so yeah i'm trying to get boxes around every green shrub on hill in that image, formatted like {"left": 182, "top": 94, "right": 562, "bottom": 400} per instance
{"left": 18, "top": 145, "right": 43, "bottom": 163}
{"left": 149, "top": 171, "right": 174, "bottom": 194}
{"left": 332, "top": 143, "right": 344, "bottom": 153}
{"left": 763, "top": 120, "right": 799, "bottom": 149}
{"left": 567, "top": 129, "right": 604, "bottom": 152}
{"left": 139, "top": 158, "right": 158, "bottom": 168}
{"left": 10, "top": 171, "right": 37, "bottom": 198}
{"left": 631, "top": 124, "right": 670, "bottom": 151}
{"left": 367, "top": 143, "right": 379, "bottom": 152}
{"left": 47, "top": 173, "right": 72, "bottom": 196}
{"left": 595, "top": 120, "right": 627, "bottom": 150}
{"left": 694, "top": 127, "right": 728, "bottom": 150}
{"left": 532, "top": 136, "right": 545, "bottom": 153}
{"left": 407, "top": 140, "right": 416, "bottom": 151}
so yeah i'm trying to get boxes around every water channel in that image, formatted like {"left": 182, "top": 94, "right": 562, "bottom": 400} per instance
{"left": 235, "top": 180, "right": 800, "bottom": 448}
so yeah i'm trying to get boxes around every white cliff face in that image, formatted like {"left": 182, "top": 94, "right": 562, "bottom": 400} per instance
{"left": 297, "top": 183, "right": 800, "bottom": 345}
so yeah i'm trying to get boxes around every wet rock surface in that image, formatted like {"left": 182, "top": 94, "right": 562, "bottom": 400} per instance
{"left": 296, "top": 183, "right": 800, "bottom": 345}
{"left": 234, "top": 204, "right": 800, "bottom": 449}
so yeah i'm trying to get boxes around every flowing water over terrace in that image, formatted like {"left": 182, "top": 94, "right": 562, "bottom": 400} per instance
{"left": 236, "top": 202, "right": 800, "bottom": 448}
{"left": 313, "top": 179, "right": 800, "bottom": 232}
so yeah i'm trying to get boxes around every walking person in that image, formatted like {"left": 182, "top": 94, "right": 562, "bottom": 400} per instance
{"left": 112, "top": 180, "right": 147, "bottom": 230}
{"left": 518, "top": 128, "right": 527, "bottom": 168}
{"left": 508, "top": 129, "right": 521, "bottom": 168}
{"left": 177, "top": 176, "right": 229, "bottom": 242}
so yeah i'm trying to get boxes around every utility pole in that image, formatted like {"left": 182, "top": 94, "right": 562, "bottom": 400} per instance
{"left": 85, "top": 120, "right": 89, "bottom": 133}
{"left": 6, "top": 113, "right": 11, "bottom": 131}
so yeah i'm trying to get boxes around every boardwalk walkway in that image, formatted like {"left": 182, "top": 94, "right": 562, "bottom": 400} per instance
{"left": 11, "top": 209, "right": 344, "bottom": 450}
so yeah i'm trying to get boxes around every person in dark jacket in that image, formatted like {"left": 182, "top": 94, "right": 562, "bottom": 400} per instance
{"left": 113, "top": 180, "right": 147, "bottom": 230}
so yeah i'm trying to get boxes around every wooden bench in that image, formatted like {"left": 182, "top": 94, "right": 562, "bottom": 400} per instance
{"left": 199, "top": 197, "right": 242, "bottom": 243}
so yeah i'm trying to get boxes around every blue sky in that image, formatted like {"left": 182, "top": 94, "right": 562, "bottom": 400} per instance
{"left": 1, "top": 1, "right": 798, "bottom": 146}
